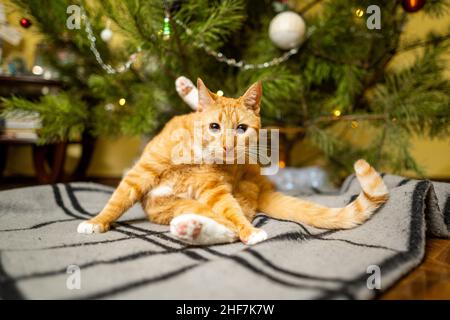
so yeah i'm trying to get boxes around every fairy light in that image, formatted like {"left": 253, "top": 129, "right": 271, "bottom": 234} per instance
{"left": 355, "top": 8, "right": 364, "bottom": 17}
{"left": 216, "top": 90, "right": 224, "bottom": 96}
{"left": 32, "top": 65, "right": 44, "bottom": 75}
{"left": 79, "top": 0, "right": 305, "bottom": 74}
{"left": 333, "top": 109, "right": 342, "bottom": 117}
{"left": 173, "top": 17, "right": 301, "bottom": 70}
{"left": 80, "top": 6, "right": 141, "bottom": 74}
{"left": 119, "top": 98, "right": 126, "bottom": 106}
{"left": 162, "top": 15, "right": 171, "bottom": 40}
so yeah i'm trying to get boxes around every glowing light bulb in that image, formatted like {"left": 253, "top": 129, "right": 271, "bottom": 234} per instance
{"left": 119, "top": 98, "right": 126, "bottom": 106}
{"left": 216, "top": 90, "right": 224, "bottom": 97}
{"left": 333, "top": 109, "right": 341, "bottom": 117}
{"left": 355, "top": 8, "right": 364, "bottom": 17}
{"left": 32, "top": 65, "right": 44, "bottom": 75}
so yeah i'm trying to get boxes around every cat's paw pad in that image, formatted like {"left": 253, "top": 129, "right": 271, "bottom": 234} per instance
{"left": 170, "top": 213, "right": 237, "bottom": 245}
{"left": 170, "top": 217, "right": 202, "bottom": 240}
{"left": 77, "top": 221, "right": 108, "bottom": 234}
{"left": 242, "top": 229, "right": 268, "bottom": 245}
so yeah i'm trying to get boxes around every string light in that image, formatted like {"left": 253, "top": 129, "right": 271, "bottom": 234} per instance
{"left": 173, "top": 17, "right": 301, "bottom": 70}
{"left": 119, "top": 98, "right": 126, "bottom": 106}
{"left": 162, "top": 15, "right": 171, "bottom": 40}
{"left": 32, "top": 65, "right": 44, "bottom": 75}
{"left": 80, "top": 6, "right": 141, "bottom": 74}
{"left": 79, "top": 2, "right": 303, "bottom": 74}
{"left": 355, "top": 8, "right": 364, "bottom": 17}
{"left": 216, "top": 90, "right": 224, "bottom": 96}
{"left": 333, "top": 109, "right": 342, "bottom": 117}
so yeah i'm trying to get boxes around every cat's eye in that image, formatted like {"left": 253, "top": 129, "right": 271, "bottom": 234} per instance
{"left": 236, "top": 124, "right": 248, "bottom": 134}
{"left": 209, "top": 123, "right": 221, "bottom": 132}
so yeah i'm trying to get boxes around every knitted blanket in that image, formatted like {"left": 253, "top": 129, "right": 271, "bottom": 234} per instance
{"left": 0, "top": 174, "right": 449, "bottom": 299}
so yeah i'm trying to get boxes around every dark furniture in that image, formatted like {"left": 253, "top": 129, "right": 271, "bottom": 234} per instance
{"left": 0, "top": 75, "right": 95, "bottom": 184}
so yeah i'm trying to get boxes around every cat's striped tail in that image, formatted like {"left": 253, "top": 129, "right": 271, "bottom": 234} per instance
{"left": 257, "top": 159, "right": 389, "bottom": 229}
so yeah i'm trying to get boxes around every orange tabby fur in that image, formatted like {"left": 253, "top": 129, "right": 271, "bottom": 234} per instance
{"left": 77, "top": 79, "right": 389, "bottom": 245}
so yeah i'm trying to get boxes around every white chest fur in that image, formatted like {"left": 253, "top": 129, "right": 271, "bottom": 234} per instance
{"left": 149, "top": 185, "right": 173, "bottom": 198}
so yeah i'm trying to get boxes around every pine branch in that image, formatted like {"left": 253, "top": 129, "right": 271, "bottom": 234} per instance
{"left": 398, "top": 33, "right": 450, "bottom": 52}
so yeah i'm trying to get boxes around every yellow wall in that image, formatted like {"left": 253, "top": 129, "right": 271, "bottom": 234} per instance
{"left": 3, "top": 2, "right": 450, "bottom": 178}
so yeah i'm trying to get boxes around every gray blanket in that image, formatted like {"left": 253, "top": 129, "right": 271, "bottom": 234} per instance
{"left": 0, "top": 174, "right": 449, "bottom": 299}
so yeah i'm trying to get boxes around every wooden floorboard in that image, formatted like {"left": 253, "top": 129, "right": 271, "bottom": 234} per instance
{"left": 380, "top": 238, "right": 450, "bottom": 299}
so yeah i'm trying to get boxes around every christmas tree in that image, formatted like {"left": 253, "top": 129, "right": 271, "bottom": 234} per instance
{"left": 2, "top": 0, "right": 449, "bottom": 178}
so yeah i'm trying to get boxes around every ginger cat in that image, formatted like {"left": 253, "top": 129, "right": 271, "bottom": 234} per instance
{"left": 77, "top": 79, "right": 389, "bottom": 245}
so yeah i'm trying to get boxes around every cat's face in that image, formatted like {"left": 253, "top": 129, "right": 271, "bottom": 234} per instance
{"left": 194, "top": 79, "right": 262, "bottom": 164}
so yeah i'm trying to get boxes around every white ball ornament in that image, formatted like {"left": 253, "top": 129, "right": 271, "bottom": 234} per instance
{"left": 100, "top": 28, "right": 113, "bottom": 42}
{"left": 269, "top": 11, "right": 306, "bottom": 50}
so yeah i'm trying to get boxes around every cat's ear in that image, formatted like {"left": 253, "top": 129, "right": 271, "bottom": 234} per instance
{"left": 242, "top": 81, "right": 262, "bottom": 114}
{"left": 197, "top": 78, "right": 216, "bottom": 112}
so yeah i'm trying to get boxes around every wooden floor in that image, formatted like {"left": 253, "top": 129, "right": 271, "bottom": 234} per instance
{"left": 1, "top": 176, "right": 449, "bottom": 299}
{"left": 380, "top": 238, "right": 450, "bottom": 299}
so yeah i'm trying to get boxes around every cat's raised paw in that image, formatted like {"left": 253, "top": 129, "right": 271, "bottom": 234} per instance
{"left": 77, "top": 221, "right": 109, "bottom": 234}
{"left": 241, "top": 228, "right": 268, "bottom": 245}
{"left": 170, "top": 213, "right": 237, "bottom": 245}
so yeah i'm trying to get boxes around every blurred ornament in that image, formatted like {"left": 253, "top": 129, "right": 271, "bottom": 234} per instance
{"left": 104, "top": 103, "right": 114, "bottom": 112}
{"left": 267, "top": 166, "right": 337, "bottom": 196}
{"left": 41, "top": 86, "right": 50, "bottom": 95}
{"left": 402, "top": 0, "right": 426, "bottom": 13}
{"left": 19, "top": 18, "right": 32, "bottom": 29}
{"left": 43, "top": 70, "right": 53, "bottom": 80}
{"left": 269, "top": 11, "right": 306, "bottom": 50}
{"left": 100, "top": 28, "right": 113, "bottom": 42}
{"left": 175, "top": 76, "right": 198, "bottom": 110}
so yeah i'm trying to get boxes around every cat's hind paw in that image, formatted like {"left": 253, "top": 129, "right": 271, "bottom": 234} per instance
{"left": 170, "top": 213, "right": 237, "bottom": 245}
{"left": 77, "top": 221, "right": 109, "bottom": 234}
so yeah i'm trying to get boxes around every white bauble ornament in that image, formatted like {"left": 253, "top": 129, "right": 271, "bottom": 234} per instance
{"left": 100, "top": 28, "right": 113, "bottom": 42}
{"left": 269, "top": 11, "right": 306, "bottom": 50}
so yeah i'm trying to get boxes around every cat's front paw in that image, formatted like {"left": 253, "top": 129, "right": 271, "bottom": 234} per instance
{"left": 77, "top": 220, "right": 109, "bottom": 234}
{"left": 240, "top": 228, "right": 268, "bottom": 245}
